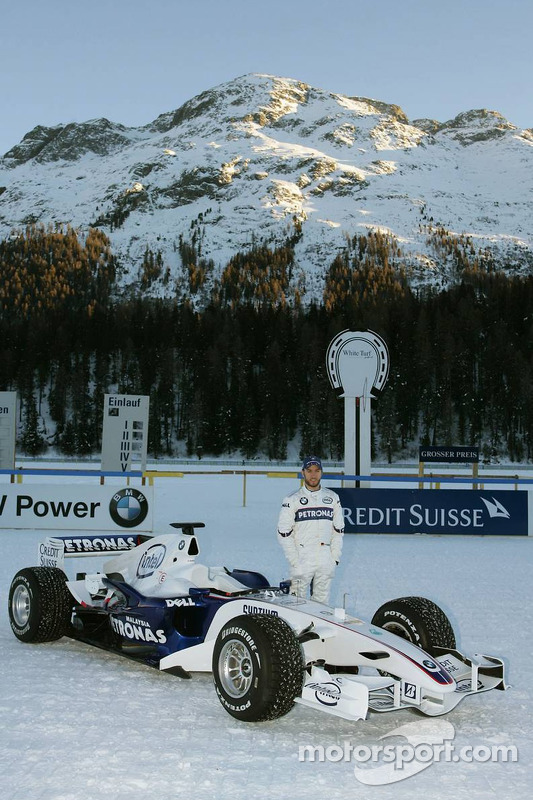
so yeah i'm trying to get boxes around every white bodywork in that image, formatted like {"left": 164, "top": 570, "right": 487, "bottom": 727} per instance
{"left": 39, "top": 529, "right": 506, "bottom": 723}
{"left": 158, "top": 590, "right": 505, "bottom": 721}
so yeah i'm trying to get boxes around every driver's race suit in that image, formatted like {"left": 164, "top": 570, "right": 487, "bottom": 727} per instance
{"left": 277, "top": 484, "right": 344, "bottom": 604}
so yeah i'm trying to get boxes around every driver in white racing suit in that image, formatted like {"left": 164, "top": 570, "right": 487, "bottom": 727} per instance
{"left": 277, "top": 456, "right": 344, "bottom": 604}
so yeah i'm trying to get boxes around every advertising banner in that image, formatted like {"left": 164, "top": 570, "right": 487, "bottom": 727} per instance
{"left": 335, "top": 488, "right": 528, "bottom": 536}
{"left": 0, "top": 484, "right": 153, "bottom": 531}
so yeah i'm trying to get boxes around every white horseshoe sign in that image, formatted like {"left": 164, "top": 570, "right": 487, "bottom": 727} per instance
{"left": 326, "top": 330, "right": 389, "bottom": 398}
{"left": 326, "top": 330, "right": 389, "bottom": 486}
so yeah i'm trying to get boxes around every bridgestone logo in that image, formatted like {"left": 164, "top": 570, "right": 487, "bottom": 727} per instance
{"left": 223, "top": 627, "right": 257, "bottom": 649}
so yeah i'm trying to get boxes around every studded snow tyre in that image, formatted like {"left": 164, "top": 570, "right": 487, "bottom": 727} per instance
{"left": 212, "top": 614, "right": 304, "bottom": 721}
{"left": 9, "top": 567, "right": 72, "bottom": 643}
{"left": 371, "top": 596, "right": 456, "bottom": 652}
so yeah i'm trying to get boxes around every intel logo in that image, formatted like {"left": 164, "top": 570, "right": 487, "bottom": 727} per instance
{"left": 136, "top": 544, "right": 166, "bottom": 578}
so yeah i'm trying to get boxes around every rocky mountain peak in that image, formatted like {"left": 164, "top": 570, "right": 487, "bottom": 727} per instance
{"left": 437, "top": 108, "right": 516, "bottom": 144}
{"left": 4, "top": 118, "right": 133, "bottom": 164}
{"left": 0, "top": 73, "right": 531, "bottom": 301}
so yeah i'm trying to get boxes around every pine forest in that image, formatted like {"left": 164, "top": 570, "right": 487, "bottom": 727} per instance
{"left": 1, "top": 224, "right": 532, "bottom": 463}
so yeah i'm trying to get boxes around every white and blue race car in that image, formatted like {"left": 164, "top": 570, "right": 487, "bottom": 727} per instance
{"left": 8, "top": 522, "right": 506, "bottom": 722}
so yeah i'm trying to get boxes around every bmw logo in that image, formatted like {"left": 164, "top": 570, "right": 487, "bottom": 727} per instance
{"left": 109, "top": 488, "right": 149, "bottom": 528}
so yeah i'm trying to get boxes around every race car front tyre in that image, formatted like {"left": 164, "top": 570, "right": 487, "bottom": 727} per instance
{"left": 371, "top": 596, "right": 456, "bottom": 652}
{"left": 8, "top": 567, "right": 72, "bottom": 643}
{"left": 212, "top": 614, "right": 304, "bottom": 721}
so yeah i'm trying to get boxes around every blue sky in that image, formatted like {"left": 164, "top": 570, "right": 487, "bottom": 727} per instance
{"left": 1, "top": 0, "right": 531, "bottom": 155}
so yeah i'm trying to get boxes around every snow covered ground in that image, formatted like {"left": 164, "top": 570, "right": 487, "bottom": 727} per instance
{"left": 1, "top": 466, "right": 531, "bottom": 799}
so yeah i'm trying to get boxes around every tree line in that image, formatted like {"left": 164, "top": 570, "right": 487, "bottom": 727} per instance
{"left": 1, "top": 224, "right": 533, "bottom": 462}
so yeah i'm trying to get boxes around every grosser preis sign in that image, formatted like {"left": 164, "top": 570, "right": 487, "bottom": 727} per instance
{"left": 419, "top": 446, "right": 479, "bottom": 464}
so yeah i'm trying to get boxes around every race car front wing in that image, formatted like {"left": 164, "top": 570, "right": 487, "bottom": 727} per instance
{"left": 297, "top": 649, "right": 506, "bottom": 722}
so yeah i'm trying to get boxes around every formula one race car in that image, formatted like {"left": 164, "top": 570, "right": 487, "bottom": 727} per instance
{"left": 8, "top": 523, "right": 506, "bottom": 722}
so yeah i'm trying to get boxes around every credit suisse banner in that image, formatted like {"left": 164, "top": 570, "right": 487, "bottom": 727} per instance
{"left": 335, "top": 488, "right": 528, "bottom": 536}
{"left": 0, "top": 484, "right": 153, "bottom": 531}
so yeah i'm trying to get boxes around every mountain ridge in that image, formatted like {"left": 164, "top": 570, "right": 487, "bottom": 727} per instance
{"left": 1, "top": 73, "right": 532, "bottom": 302}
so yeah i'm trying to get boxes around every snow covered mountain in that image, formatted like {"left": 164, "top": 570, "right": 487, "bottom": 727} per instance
{"left": 1, "top": 73, "right": 532, "bottom": 300}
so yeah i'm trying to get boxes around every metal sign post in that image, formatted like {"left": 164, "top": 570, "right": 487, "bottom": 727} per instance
{"left": 327, "top": 330, "right": 389, "bottom": 487}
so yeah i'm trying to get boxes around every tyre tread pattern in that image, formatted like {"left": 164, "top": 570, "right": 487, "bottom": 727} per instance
{"left": 251, "top": 614, "right": 304, "bottom": 721}
{"left": 371, "top": 595, "right": 456, "bottom": 651}
{"left": 9, "top": 567, "right": 72, "bottom": 643}
{"left": 213, "top": 613, "right": 304, "bottom": 722}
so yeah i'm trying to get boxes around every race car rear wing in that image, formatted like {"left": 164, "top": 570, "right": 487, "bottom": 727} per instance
{"left": 37, "top": 534, "right": 151, "bottom": 569}
{"left": 36, "top": 523, "right": 206, "bottom": 568}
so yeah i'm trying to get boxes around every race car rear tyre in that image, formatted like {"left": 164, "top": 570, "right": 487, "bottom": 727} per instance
{"left": 212, "top": 614, "right": 304, "bottom": 721}
{"left": 8, "top": 567, "right": 72, "bottom": 643}
{"left": 371, "top": 596, "right": 456, "bottom": 652}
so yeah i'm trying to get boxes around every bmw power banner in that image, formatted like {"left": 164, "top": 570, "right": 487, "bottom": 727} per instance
{"left": 0, "top": 485, "right": 153, "bottom": 531}
{"left": 335, "top": 488, "right": 528, "bottom": 536}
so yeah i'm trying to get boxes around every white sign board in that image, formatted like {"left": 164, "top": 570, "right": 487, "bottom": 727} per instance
{"left": 326, "top": 330, "right": 389, "bottom": 486}
{"left": 0, "top": 484, "right": 153, "bottom": 531}
{"left": 326, "top": 330, "right": 389, "bottom": 398}
{"left": 0, "top": 391, "right": 17, "bottom": 470}
{"left": 101, "top": 394, "right": 149, "bottom": 472}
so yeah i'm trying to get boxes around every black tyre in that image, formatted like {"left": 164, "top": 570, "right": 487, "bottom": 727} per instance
{"left": 212, "top": 614, "right": 304, "bottom": 721}
{"left": 8, "top": 567, "right": 72, "bottom": 643}
{"left": 371, "top": 596, "right": 456, "bottom": 652}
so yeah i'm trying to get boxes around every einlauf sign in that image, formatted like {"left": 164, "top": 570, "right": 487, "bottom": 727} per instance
{"left": 101, "top": 394, "right": 149, "bottom": 472}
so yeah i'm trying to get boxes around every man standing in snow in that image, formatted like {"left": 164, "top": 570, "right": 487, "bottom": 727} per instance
{"left": 277, "top": 456, "right": 344, "bottom": 604}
